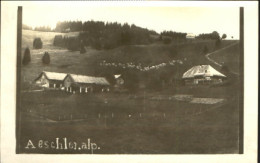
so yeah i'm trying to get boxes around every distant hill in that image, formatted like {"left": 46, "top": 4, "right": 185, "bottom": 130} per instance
{"left": 21, "top": 29, "right": 239, "bottom": 92}
{"left": 51, "top": 20, "right": 188, "bottom": 51}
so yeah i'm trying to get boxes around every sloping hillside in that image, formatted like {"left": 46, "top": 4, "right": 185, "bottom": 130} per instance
{"left": 89, "top": 39, "right": 239, "bottom": 78}
{"left": 92, "top": 40, "right": 237, "bottom": 64}
{"left": 208, "top": 43, "right": 240, "bottom": 74}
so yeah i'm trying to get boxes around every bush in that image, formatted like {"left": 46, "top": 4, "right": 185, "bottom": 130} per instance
{"left": 53, "top": 35, "right": 63, "bottom": 46}
{"left": 67, "top": 37, "right": 80, "bottom": 51}
{"left": 22, "top": 47, "right": 31, "bottom": 65}
{"left": 33, "top": 37, "right": 43, "bottom": 49}
{"left": 42, "top": 52, "right": 50, "bottom": 64}
{"left": 222, "top": 34, "right": 227, "bottom": 40}
{"left": 121, "top": 70, "right": 139, "bottom": 92}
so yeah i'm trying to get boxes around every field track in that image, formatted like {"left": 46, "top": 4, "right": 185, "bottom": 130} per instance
{"left": 205, "top": 42, "right": 239, "bottom": 75}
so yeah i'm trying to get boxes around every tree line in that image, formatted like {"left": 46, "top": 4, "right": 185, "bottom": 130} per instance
{"left": 160, "top": 31, "right": 187, "bottom": 40}
{"left": 22, "top": 24, "right": 53, "bottom": 32}
{"left": 53, "top": 21, "right": 159, "bottom": 50}
{"left": 196, "top": 31, "right": 221, "bottom": 40}
{"left": 34, "top": 26, "right": 52, "bottom": 32}
{"left": 55, "top": 21, "right": 83, "bottom": 32}
{"left": 22, "top": 24, "right": 33, "bottom": 30}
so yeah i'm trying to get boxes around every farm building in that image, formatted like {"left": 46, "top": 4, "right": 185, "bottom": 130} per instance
{"left": 186, "top": 33, "right": 196, "bottom": 39}
{"left": 113, "top": 74, "right": 128, "bottom": 93}
{"left": 34, "top": 71, "right": 67, "bottom": 88}
{"left": 114, "top": 74, "right": 124, "bottom": 87}
{"left": 63, "top": 74, "right": 110, "bottom": 93}
{"left": 182, "top": 65, "right": 226, "bottom": 85}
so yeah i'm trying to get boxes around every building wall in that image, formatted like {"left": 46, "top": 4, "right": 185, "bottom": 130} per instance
{"left": 35, "top": 74, "right": 49, "bottom": 87}
{"left": 76, "top": 84, "right": 110, "bottom": 93}
{"left": 63, "top": 76, "right": 110, "bottom": 93}
{"left": 35, "top": 73, "right": 65, "bottom": 88}
{"left": 64, "top": 76, "right": 73, "bottom": 88}
{"left": 184, "top": 77, "right": 223, "bottom": 85}
{"left": 48, "top": 80, "right": 64, "bottom": 88}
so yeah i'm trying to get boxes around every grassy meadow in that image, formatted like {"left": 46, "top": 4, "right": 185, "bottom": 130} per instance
{"left": 19, "top": 30, "right": 241, "bottom": 154}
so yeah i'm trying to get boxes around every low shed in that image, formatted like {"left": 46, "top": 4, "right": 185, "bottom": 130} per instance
{"left": 63, "top": 74, "right": 110, "bottom": 93}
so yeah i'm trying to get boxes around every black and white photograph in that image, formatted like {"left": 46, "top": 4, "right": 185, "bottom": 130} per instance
{"left": 1, "top": 1, "right": 258, "bottom": 162}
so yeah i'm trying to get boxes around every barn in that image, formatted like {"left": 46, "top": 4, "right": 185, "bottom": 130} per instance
{"left": 34, "top": 71, "right": 67, "bottom": 88}
{"left": 63, "top": 74, "right": 110, "bottom": 93}
{"left": 182, "top": 65, "right": 226, "bottom": 85}
{"left": 186, "top": 33, "right": 196, "bottom": 39}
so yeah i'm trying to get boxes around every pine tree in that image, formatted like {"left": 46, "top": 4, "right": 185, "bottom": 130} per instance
{"left": 33, "top": 37, "right": 43, "bottom": 49}
{"left": 22, "top": 47, "right": 31, "bottom": 65}
{"left": 42, "top": 52, "right": 50, "bottom": 64}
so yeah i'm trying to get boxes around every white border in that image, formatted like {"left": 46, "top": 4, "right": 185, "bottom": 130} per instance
{"left": 1, "top": 1, "right": 258, "bottom": 163}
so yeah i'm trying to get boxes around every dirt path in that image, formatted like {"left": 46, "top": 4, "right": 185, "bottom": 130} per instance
{"left": 21, "top": 89, "right": 44, "bottom": 93}
{"left": 205, "top": 42, "right": 239, "bottom": 75}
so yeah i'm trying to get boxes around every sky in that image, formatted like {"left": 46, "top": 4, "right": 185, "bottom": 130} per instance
{"left": 22, "top": 2, "right": 240, "bottom": 39}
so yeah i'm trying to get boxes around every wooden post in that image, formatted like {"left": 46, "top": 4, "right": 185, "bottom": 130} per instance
{"left": 105, "top": 114, "right": 107, "bottom": 128}
{"left": 239, "top": 7, "right": 244, "bottom": 154}
{"left": 143, "top": 91, "right": 146, "bottom": 111}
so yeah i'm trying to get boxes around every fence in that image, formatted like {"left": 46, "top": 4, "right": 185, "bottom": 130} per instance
{"left": 24, "top": 103, "right": 224, "bottom": 123}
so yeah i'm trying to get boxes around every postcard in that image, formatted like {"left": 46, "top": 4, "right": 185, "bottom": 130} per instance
{"left": 1, "top": 1, "right": 258, "bottom": 163}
